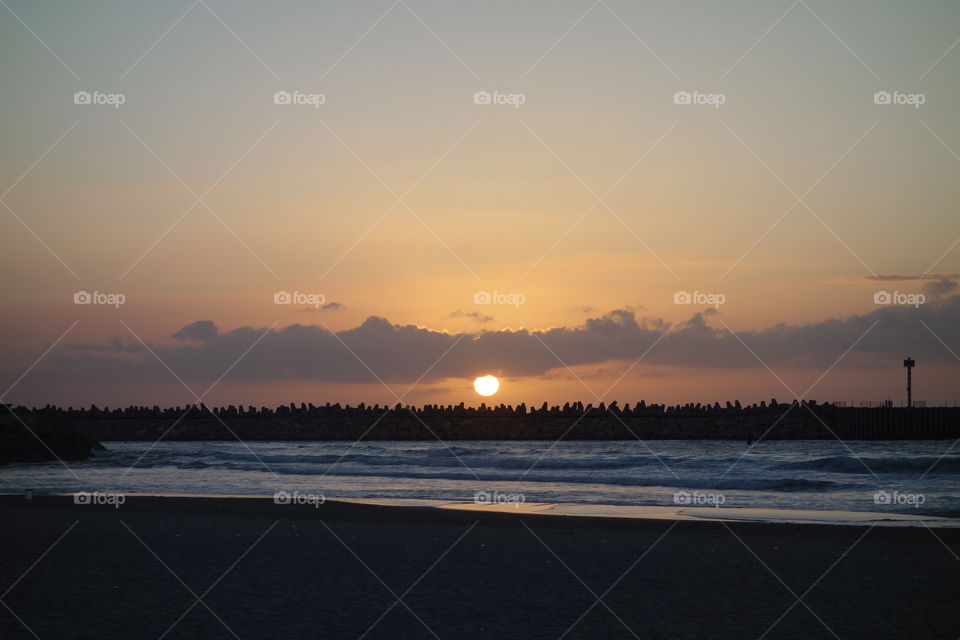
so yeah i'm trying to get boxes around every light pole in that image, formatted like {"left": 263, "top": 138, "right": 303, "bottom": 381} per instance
{"left": 903, "top": 357, "right": 915, "bottom": 408}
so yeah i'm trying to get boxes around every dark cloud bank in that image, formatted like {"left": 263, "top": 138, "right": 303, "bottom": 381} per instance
{"left": 48, "top": 294, "right": 960, "bottom": 386}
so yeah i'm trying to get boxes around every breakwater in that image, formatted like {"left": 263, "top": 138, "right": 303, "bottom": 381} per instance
{"left": 4, "top": 400, "right": 958, "bottom": 445}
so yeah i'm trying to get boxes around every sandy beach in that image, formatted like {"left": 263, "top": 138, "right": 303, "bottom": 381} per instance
{"left": 1, "top": 494, "right": 958, "bottom": 639}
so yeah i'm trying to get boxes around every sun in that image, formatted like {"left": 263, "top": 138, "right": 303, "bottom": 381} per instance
{"left": 473, "top": 375, "right": 500, "bottom": 397}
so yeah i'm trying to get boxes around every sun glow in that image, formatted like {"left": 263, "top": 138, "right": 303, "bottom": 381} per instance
{"left": 473, "top": 375, "right": 500, "bottom": 397}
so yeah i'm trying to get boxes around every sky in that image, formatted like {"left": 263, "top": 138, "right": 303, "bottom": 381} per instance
{"left": 1, "top": 0, "right": 959, "bottom": 408}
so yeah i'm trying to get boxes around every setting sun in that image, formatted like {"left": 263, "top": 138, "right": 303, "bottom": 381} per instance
{"left": 473, "top": 375, "right": 500, "bottom": 397}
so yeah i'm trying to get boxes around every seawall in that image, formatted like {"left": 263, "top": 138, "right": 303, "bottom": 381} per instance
{"left": 4, "top": 401, "right": 958, "bottom": 443}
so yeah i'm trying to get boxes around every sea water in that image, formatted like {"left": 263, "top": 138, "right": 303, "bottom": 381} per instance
{"left": 2, "top": 440, "right": 958, "bottom": 518}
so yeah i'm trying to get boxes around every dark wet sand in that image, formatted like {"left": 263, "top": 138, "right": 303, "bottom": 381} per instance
{"left": 1, "top": 495, "right": 958, "bottom": 639}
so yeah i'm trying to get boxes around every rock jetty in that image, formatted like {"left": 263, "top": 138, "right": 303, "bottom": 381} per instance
{"left": 2, "top": 401, "right": 957, "bottom": 463}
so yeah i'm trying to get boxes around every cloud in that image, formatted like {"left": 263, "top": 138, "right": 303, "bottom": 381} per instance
{"left": 865, "top": 273, "right": 959, "bottom": 301}
{"left": 571, "top": 304, "right": 644, "bottom": 316}
{"left": 304, "top": 302, "right": 345, "bottom": 312}
{"left": 449, "top": 310, "right": 495, "bottom": 323}
{"left": 923, "top": 278, "right": 958, "bottom": 300}
{"left": 866, "top": 273, "right": 960, "bottom": 282}
{"left": 43, "top": 294, "right": 960, "bottom": 387}
{"left": 172, "top": 320, "right": 219, "bottom": 342}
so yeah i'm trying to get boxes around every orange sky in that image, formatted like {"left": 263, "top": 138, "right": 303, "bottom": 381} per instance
{"left": 1, "top": 1, "right": 958, "bottom": 407}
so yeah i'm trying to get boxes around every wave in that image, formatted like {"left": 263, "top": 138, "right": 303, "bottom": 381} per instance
{"left": 193, "top": 461, "right": 839, "bottom": 491}
{"left": 110, "top": 451, "right": 757, "bottom": 474}
{"left": 773, "top": 455, "right": 960, "bottom": 474}
{"left": 102, "top": 455, "right": 844, "bottom": 491}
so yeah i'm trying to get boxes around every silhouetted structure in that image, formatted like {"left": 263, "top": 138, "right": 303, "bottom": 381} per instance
{"left": 2, "top": 400, "right": 958, "bottom": 454}
{"left": 904, "top": 357, "right": 916, "bottom": 408}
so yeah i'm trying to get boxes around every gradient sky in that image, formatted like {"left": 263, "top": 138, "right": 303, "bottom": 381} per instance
{"left": 1, "top": 0, "right": 959, "bottom": 408}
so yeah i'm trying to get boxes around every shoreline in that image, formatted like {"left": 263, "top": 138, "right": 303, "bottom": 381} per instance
{"left": 5, "top": 493, "right": 958, "bottom": 529}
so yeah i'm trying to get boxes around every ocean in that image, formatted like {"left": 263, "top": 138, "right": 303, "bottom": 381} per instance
{"left": 2, "top": 440, "right": 958, "bottom": 518}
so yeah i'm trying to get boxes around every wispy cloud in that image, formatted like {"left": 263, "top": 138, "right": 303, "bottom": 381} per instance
{"left": 449, "top": 310, "right": 494, "bottom": 323}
